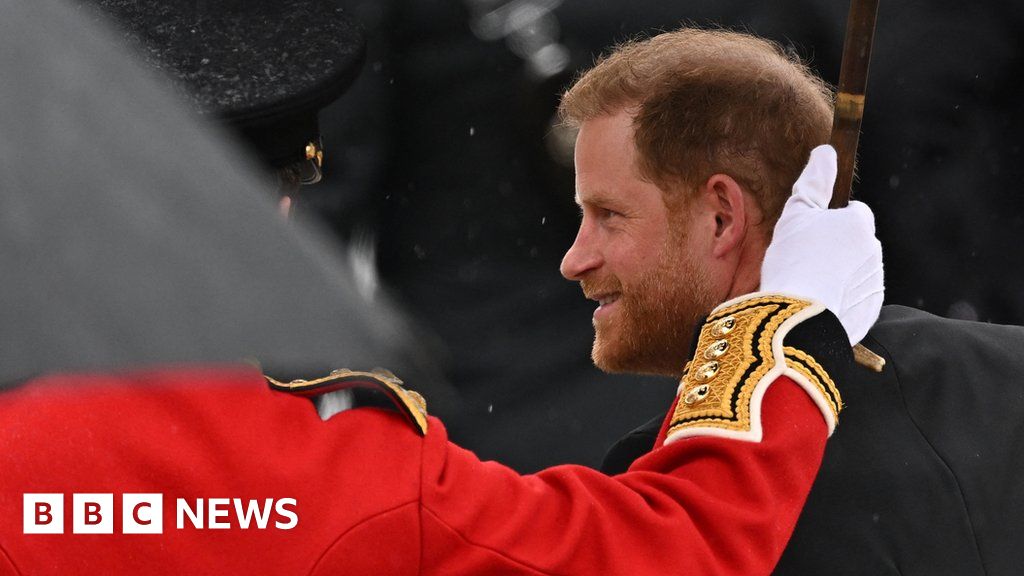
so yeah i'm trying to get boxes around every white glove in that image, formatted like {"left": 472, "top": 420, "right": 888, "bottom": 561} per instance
{"left": 760, "top": 145, "right": 884, "bottom": 345}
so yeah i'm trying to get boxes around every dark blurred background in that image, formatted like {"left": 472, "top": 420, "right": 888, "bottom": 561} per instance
{"left": 297, "top": 0, "right": 1024, "bottom": 472}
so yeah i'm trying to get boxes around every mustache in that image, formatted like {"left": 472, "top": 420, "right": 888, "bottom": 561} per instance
{"left": 580, "top": 277, "right": 623, "bottom": 300}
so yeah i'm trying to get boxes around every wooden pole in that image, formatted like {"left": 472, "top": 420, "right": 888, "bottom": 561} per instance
{"left": 829, "top": 0, "right": 880, "bottom": 209}
{"left": 831, "top": 0, "right": 886, "bottom": 371}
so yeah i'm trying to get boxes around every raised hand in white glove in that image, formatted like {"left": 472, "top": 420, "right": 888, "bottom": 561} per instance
{"left": 760, "top": 145, "right": 884, "bottom": 345}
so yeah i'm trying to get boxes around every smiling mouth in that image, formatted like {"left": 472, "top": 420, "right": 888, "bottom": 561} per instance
{"left": 590, "top": 293, "right": 621, "bottom": 308}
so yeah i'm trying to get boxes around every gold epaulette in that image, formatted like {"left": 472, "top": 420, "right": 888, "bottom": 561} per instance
{"left": 266, "top": 368, "right": 428, "bottom": 435}
{"left": 665, "top": 293, "right": 842, "bottom": 445}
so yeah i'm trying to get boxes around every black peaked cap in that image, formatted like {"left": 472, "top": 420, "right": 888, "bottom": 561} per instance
{"left": 80, "top": 0, "right": 366, "bottom": 168}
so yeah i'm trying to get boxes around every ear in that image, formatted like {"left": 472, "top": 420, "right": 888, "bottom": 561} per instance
{"left": 701, "top": 174, "right": 749, "bottom": 259}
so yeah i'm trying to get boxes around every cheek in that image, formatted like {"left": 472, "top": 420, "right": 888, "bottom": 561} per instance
{"left": 606, "top": 236, "right": 669, "bottom": 287}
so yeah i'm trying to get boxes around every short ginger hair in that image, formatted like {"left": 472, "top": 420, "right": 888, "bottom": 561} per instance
{"left": 559, "top": 28, "right": 833, "bottom": 223}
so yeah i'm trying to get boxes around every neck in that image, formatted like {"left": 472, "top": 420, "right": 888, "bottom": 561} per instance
{"left": 723, "top": 231, "right": 768, "bottom": 301}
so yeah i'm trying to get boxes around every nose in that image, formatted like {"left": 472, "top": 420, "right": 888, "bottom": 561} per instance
{"left": 560, "top": 224, "right": 602, "bottom": 280}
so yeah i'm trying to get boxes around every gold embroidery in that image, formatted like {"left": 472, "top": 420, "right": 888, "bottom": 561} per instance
{"left": 667, "top": 295, "right": 815, "bottom": 438}
{"left": 784, "top": 347, "right": 843, "bottom": 420}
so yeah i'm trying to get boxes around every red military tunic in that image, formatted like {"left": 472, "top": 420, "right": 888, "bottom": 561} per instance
{"left": 0, "top": 294, "right": 847, "bottom": 575}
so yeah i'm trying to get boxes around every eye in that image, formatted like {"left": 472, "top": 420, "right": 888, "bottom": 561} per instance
{"left": 578, "top": 203, "right": 624, "bottom": 224}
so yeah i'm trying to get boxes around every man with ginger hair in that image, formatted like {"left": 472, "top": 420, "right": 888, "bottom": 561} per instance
{"left": 563, "top": 29, "right": 1024, "bottom": 576}
{"left": 558, "top": 28, "right": 840, "bottom": 380}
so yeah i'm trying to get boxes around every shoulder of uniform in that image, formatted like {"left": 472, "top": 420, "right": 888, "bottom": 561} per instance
{"left": 266, "top": 368, "right": 428, "bottom": 436}
{"left": 665, "top": 293, "right": 852, "bottom": 445}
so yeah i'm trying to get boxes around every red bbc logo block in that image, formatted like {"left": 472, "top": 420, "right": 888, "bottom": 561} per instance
{"left": 23, "top": 493, "right": 163, "bottom": 534}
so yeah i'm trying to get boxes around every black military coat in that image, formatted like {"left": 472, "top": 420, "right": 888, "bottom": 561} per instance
{"left": 602, "top": 305, "right": 1024, "bottom": 575}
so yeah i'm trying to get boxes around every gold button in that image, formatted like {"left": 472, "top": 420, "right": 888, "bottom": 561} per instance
{"left": 693, "top": 361, "right": 719, "bottom": 382}
{"left": 712, "top": 316, "right": 736, "bottom": 336}
{"left": 683, "top": 384, "right": 711, "bottom": 405}
{"left": 704, "top": 339, "right": 729, "bottom": 360}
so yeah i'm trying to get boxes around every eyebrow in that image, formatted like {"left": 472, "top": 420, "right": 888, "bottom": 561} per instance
{"left": 575, "top": 190, "right": 625, "bottom": 210}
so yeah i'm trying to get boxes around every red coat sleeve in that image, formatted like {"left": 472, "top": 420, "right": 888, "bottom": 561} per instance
{"left": 416, "top": 375, "right": 825, "bottom": 576}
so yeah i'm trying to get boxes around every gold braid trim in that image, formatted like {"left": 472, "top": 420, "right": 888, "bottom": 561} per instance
{"left": 784, "top": 347, "right": 843, "bottom": 420}
{"left": 266, "top": 368, "right": 428, "bottom": 435}
{"left": 665, "top": 293, "right": 836, "bottom": 444}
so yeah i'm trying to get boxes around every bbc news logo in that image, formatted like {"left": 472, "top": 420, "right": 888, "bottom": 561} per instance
{"left": 24, "top": 494, "right": 298, "bottom": 534}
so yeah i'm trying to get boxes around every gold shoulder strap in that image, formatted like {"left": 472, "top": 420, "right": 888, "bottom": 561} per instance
{"left": 267, "top": 368, "right": 428, "bottom": 435}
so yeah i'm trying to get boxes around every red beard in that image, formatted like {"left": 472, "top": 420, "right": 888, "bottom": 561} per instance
{"left": 582, "top": 253, "right": 715, "bottom": 377}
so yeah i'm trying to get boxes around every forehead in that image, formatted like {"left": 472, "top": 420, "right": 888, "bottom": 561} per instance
{"left": 574, "top": 111, "right": 641, "bottom": 202}
{"left": 573, "top": 110, "right": 679, "bottom": 214}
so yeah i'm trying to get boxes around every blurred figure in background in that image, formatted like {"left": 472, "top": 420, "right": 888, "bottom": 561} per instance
{"left": 310, "top": 0, "right": 1024, "bottom": 472}
{"left": 71, "top": 0, "right": 465, "bottom": 410}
